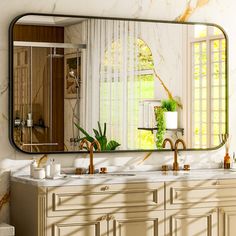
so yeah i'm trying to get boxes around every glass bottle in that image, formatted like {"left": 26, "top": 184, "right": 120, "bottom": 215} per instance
{"left": 224, "top": 153, "right": 231, "bottom": 169}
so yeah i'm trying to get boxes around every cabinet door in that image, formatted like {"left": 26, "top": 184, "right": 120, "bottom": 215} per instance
{"left": 166, "top": 208, "right": 218, "bottom": 236}
{"left": 47, "top": 215, "right": 107, "bottom": 236}
{"left": 219, "top": 206, "right": 236, "bottom": 236}
{"left": 108, "top": 211, "right": 164, "bottom": 236}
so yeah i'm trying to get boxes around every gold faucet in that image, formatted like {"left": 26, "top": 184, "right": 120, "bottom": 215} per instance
{"left": 162, "top": 138, "right": 174, "bottom": 150}
{"left": 79, "top": 138, "right": 101, "bottom": 174}
{"left": 162, "top": 138, "right": 186, "bottom": 171}
{"left": 79, "top": 139, "right": 90, "bottom": 150}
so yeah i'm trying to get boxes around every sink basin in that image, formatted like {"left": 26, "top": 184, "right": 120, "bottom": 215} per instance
{"left": 106, "top": 173, "right": 136, "bottom": 176}
{"left": 68, "top": 173, "right": 136, "bottom": 179}
{"left": 128, "top": 165, "right": 160, "bottom": 171}
{"left": 102, "top": 165, "right": 160, "bottom": 172}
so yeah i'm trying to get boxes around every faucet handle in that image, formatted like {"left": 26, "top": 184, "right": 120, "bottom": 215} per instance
{"left": 162, "top": 165, "right": 169, "bottom": 171}
{"left": 100, "top": 167, "right": 107, "bottom": 174}
{"left": 183, "top": 164, "right": 190, "bottom": 171}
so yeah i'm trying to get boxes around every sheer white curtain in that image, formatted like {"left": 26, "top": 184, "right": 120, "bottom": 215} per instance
{"left": 83, "top": 19, "right": 141, "bottom": 149}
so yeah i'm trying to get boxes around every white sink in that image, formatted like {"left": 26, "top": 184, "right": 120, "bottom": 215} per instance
{"left": 128, "top": 165, "right": 160, "bottom": 171}
{"left": 101, "top": 165, "right": 160, "bottom": 172}
{"left": 68, "top": 173, "right": 136, "bottom": 179}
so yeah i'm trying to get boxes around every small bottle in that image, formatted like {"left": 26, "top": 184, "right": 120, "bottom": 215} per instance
{"left": 224, "top": 153, "right": 231, "bottom": 169}
{"left": 45, "top": 159, "right": 51, "bottom": 178}
{"left": 30, "top": 159, "right": 37, "bottom": 177}
{"left": 49, "top": 159, "right": 55, "bottom": 177}
{"left": 27, "top": 113, "right": 33, "bottom": 127}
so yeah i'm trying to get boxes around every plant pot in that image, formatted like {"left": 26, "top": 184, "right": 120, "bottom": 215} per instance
{"left": 164, "top": 111, "right": 178, "bottom": 129}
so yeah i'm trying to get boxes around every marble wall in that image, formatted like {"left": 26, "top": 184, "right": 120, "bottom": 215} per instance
{"left": 0, "top": 0, "right": 236, "bottom": 222}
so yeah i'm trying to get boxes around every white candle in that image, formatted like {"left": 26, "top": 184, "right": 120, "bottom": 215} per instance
{"left": 33, "top": 168, "right": 45, "bottom": 179}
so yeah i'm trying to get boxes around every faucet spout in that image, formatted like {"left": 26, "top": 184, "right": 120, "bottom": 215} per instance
{"left": 79, "top": 138, "right": 101, "bottom": 174}
{"left": 162, "top": 138, "right": 174, "bottom": 150}
{"left": 89, "top": 140, "right": 101, "bottom": 174}
{"left": 79, "top": 139, "right": 90, "bottom": 151}
{"left": 173, "top": 139, "right": 187, "bottom": 171}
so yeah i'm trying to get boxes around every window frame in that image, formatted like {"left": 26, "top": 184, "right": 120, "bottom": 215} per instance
{"left": 187, "top": 25, "right": 228, "bottom": 148}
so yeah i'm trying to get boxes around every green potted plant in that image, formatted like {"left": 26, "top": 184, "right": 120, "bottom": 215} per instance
{"left": 154, "top": 106, "right": 166, "bottom": 149}
{"left": 74, "top": 121, "right": 121, "bottom": 151}
{"left": 161, "top": 99, "right": 178, "bottom": 129}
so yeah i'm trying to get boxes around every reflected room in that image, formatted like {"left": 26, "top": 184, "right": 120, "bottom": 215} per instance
{"left": 11, "top": 15, "right": 227, "bottom": 153}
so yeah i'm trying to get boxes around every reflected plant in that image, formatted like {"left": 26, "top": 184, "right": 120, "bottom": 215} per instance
{"left": 161, "top": 99, "right": 177, "bottom": 112}
{"left": 74, "top": 121, "right": 120, "bottom": 151}
{"left": 154, "top": 107, "right": 166, "bottom": 149}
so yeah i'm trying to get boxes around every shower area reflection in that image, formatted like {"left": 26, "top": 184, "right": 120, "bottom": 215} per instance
{"left": 13, "top": 42, "right": 82, "bottom": 152}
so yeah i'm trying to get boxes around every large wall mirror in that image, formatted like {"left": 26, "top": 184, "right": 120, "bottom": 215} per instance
{"left": 9, "top": 13, "right": 228, "bottom": 153}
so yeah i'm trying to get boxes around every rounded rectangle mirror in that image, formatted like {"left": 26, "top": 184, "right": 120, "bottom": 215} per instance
{"left": 9, "top": 13, "right": 228, "bottom": 154}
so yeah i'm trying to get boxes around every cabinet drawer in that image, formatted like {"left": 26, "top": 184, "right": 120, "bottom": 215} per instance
{"left": 47, "top": 182, "right": 164, "bottom": 216}
{"left": 166, "top": 179, "right": 236, "bottom": 209}
{"left": 47, "top": 215, "right": 107, "bottom": 236}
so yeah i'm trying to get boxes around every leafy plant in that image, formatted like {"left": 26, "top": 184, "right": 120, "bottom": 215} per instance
{"left": 74, "top": 124, "right": 95, "bottom": 143}
{"left": 154, "top": 107, "right": 166, "bottom": 149}
{"left": 75, "top": 121, "right": 120, "bottom": 151}
{"left": 161, "top": 99, "right": 177, "bottom": 112}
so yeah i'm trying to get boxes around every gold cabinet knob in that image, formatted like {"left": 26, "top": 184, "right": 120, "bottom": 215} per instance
{"left": 98, "top": 215, "right": 107, "bottom": 221}
{"left": 108, "top": 215, "right": 115, "bottom": 220}
{"left": 211, "top": 208, "right": 217, "bottom": 213}
{"left": 219, "top": 208, "right": 225, "bottom": 213}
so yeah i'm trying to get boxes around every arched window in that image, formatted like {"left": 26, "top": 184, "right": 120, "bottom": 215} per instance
{"left": 100, "top": 38, "right": 155, "bottom": 149}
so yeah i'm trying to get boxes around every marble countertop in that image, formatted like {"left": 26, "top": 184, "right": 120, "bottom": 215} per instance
{"left": 10, "top": 169, "right": 236, "bottom": 187}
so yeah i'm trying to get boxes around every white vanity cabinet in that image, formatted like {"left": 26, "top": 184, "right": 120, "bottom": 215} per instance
{"left": 11, "top": 181, "right": 165, "bottom": 236}
{"left": 165, "top": 179, "right": 236, "bottom": 236}
{"left": 10, "top": 177, "right": 236, "bottom": 236}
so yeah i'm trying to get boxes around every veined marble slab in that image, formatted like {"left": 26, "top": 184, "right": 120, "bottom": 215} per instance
{"left": 11, "top": 169, "right": 236, "bottom": 187}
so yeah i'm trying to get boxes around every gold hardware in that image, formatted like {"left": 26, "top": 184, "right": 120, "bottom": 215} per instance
{"left": 183, "top": 164, "right": 190, "bottom": 171}
{"left": 162, "top": 138, "right": 186, "bottom": 171}
{"left": 219, "top": 208, "right": 224, "bottom": 213}
{"left": 37, "top": 154, "right": 48, "bottom": 168}
{"left": 162, "top": 138, "right": 174, "bottom": 150}
{"left": 75, "top": 168, "right": 85, "bottom": 175}
{"left": 162, "top": 165, "right": 169, "bottom": 171}
{"left": 211, "top": 208, "right": 217, "bottom": 213}
{"left": 108, "top": 215, "right": 115, "bottom": 220}
{"left": 101, "top": 186, "right": 109, "bottom": 191}
{"left": 98, "top": 215, "right": 107, "bottom": 221}
{"left": 100, "top": 167, "right": 107, "bottom": 174}
{"left": 79, "top": 138, "right": 101, "bottom": 174}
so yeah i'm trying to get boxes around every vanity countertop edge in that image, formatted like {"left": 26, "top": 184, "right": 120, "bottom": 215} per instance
{"left": 10, "top": 169, "right": 236, "bottom": 187}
